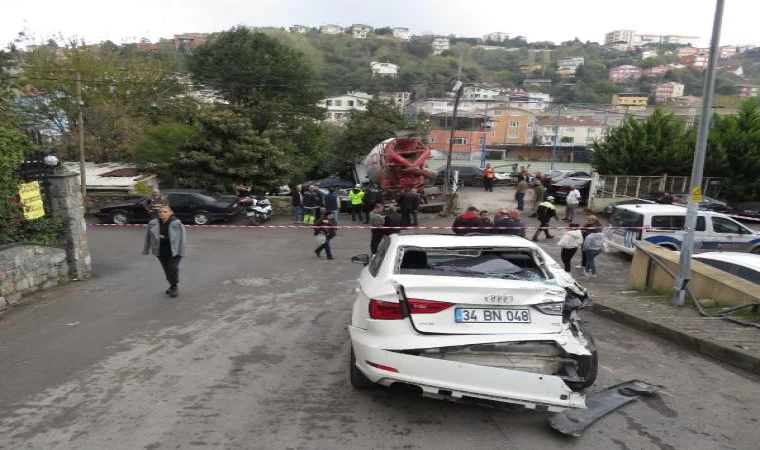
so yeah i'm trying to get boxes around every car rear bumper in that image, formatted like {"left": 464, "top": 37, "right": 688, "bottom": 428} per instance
{"left": 349, "top": 326, "right": 586, "bottom": 412}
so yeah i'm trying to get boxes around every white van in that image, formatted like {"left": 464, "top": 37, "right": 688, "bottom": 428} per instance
{"left": 605, "top": 204, "right": 760, "bottom": 255}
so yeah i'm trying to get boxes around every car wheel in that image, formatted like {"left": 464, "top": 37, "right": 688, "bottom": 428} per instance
{"left": 567, "top": 330, "right": 598, "bottom": 391}
{"left": 349, "top": 346, "right": 375, "bottom": 389}
{"left": 193, "top": 212, "right": 211, "bottom": 225}
{"left": 751, "top": 246, "right": 760, "bottom": 255}
{"left": 111, "top": 210, "right": 130, "bottom": 225}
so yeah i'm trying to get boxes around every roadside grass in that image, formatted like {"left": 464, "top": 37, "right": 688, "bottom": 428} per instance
{"left": 646, "top": 291, "right": 759, "bottom": 323}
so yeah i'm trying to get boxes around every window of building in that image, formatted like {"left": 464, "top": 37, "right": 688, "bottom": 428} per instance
{"left": 348, "top": 100, "right": 355, "bottom": 107}
{"left": 334, "top": 100, "right": 343, "bottom": 106}
{"left": 326, "top": 100, "right": 333, "bottom": 106}
{"left": 479, "top": 137, "right": 485, "bottom": 145}
{"left": 509, "top": 121, "right": 520, "bottom": 127}
{"left": 429, "top": 136, "right": 436, "bottom": 143}
{"left": 334, "top": 113, "right": 343, "bottom": 119}
{"left": 588, "top": 128, "right": 596, "bottom": 133}
{"left": 508, "top": 132, "right": 519, "bottom": 139}
{"left": 566, "top": 127, "right": 575, "bottom": 132}
{"left": 326, "top": 113, "right": 333, "bottom": 119}
{"left": 493, "top": 110, "right": 503, "bottom": 116}
{"left": 449, "top": 138, "right": 468, "bottom": 145}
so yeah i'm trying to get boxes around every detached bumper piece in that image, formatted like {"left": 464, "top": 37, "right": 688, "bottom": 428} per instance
{"left": 548, "top": 380, "right": 660, "bottom": 437}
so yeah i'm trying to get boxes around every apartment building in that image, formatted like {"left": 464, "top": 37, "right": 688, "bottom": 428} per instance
{"left": 289, "top": 25, "right": 309, "bottom": 34}
{"left": 489, "top": 107, "right": 536, "bottom": 145}
{"left": 536, "top": 117, "right": 606, "bottom": 146}
{"left": 319, "top": 24, "right": 344, "bottom": 35}
{"left": 655, "top": 82, "right": 685, "bottom": 103}
{"left": 605, "top": 30, "right": 635, "bottom": 50}
{"left": 484, "top": 32, "right": 510, "bottom": 42}
{"left": 392, "top": 27, "right": 410, "bottom": 40}
{"left": 350, "top": 24, "right": 373, "bottom": 39}
{"left": 612, "top": 93, "right": 649, "bottom": 111}
{"left": 318, "top": 91, "right": 372, "bottom": 122}
{"left": 432, "top": 37, "right": 450, "bottom": 55}
{"left": 370, "top": 61, "right": 399, "bottom": 77}
{"left": 609, "top": 65, "right": 642, "bottom": 83}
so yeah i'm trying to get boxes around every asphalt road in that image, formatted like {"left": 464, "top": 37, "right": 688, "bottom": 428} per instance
{"left": 0, "top": 219, "right": 758, "bottom": 450}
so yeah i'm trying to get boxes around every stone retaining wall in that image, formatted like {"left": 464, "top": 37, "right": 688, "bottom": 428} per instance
{"left": 0, "top": 244, "right": 69, "bottom": 312}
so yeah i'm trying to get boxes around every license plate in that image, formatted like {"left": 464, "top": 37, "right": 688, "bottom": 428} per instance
{"left": 455, "top": 308, "right": 531, "bottom": 323}
{"left": 246, "top": 212, "right": 256, "bottom": 216}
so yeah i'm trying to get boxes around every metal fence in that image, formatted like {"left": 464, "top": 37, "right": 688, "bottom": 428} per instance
{"left": 595, "top": 174, "right": 724, "bottom": 200}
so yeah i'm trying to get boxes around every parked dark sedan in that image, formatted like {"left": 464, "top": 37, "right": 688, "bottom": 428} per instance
{"left": 96, "top": 190, "right": 239, "bottom": 225}
{"left": 545, "top": 177, "right": 592, "bottom": 205}
{"left": 305, "top": 176, "right": 355, "bottom": 189}
{"left": 434, "top": 166, "right": 483, "bottom": 186}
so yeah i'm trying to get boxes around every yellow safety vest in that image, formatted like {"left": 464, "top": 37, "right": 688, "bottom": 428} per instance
{"left": 348, "top": 189, "right": 365, "bottom": 205}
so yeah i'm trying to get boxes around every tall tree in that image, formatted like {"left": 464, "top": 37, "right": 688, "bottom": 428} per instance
{"left": 169, "top": 111, "right": 291, "bottom": 194}
{"left": 591, "top": 109, "right": 696, "bottom": 175}
{"left": 187, "top": 27, "right": 324, "bottom": 134}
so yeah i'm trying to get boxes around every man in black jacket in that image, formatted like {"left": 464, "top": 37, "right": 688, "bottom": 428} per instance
{"left": 291, "top": 184, "right": 303, "bottom": 224}
{"left": 532, "top": 196, "right": 558, "bottom": 241}
{"left": 383, "top": 207, "right": 403, "bottom": 236}
{"left": 302, "top": 185, "right": 323, "bottom": 225}
{"left": 398, "top": 187, "right": 420, "bottom": 227}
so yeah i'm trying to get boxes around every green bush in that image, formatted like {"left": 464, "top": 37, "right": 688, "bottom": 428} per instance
{"left": 12, "top": 216, "right": 68, "bottom": 247}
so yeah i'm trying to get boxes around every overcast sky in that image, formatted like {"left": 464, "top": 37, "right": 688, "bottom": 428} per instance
{"left": 2, "top": 0, "right": 758, "bottom": 48}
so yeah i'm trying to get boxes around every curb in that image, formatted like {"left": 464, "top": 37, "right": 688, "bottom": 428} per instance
{"left": 590, "top": 301, "right": 760, "bottom": 376}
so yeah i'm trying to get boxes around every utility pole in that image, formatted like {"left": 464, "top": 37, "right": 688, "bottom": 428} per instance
{"left": 673, "top": 0, "right": 724, "bottom": 306}
{"left": 480, "top": 100, "right": 489, "bottom": 167}
{"left": 444, "top": 53, "right": 465, "bottom": 196}
{"left": 75, "top": 71, "right": 86, "bottom": 201}
{"left": 550, "top": 106, "right": 562, "bottom": 170}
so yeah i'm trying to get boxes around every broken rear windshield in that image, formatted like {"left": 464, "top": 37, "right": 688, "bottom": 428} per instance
{"left": 396, "top": 247, "right": 547, "bottom": 281}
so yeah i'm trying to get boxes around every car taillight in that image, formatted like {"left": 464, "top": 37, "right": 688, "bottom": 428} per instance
{"left": 408, "top": 298, "right": 455, "bottom": 314}
{"left": 369, "top": 298, "right": 455, "bottom": 320}
{"left": 369, "top": 299, "right": 404, "bottom": 320}
{"left": 366, "top": 361, "right": 399, "bottom": 373}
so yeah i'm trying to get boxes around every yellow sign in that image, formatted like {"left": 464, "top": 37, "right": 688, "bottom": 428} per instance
{"left": 18, "top": 181, "right": 46, "bottom": 220}
{"left": 691, "top": 186, "right": 702, "bottom": 203}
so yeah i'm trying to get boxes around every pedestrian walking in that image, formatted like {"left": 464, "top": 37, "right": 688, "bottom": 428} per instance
{"left": 577, "top": 215, "right": 602, "bottom": 270}
{"left": 531, "top": 178, "right": 545, "bottom": 215}
{"left": 314, "top": 211, "right": 337, "bottom": 260}
{"left": 483, "top": 163, "right": 495, "bottom": 192}
{"left": 383, "top": 206, "right": 403, "bottom": 236}
{"left": 291, "top": 184, "right": 303, "bottom": 224}
{"left": 582, "top": 226, "right": 604, "bottom": 278}
{"left": 564, "top": 186, "right": 581, "bottom": 222}
{"left": 515, "top": 176, "right": 528, "bottom": 211}
{"left": 368, "top": 203, "right": 385, "bottom": 254}
{"left": 362, "top": 185, "right": 378, "bottom": 224}
{"left": 557, "top": 223, "right": 583, "bottom": 272}
{"left": 532, "top": 196, "right": 558, "bottom": 241}
{"left": 348, "top": 184, "right": 365, "bottom": 222}
{"left": 324, "top": 187, "right": 341, "bottom": 224}
{"left": 452, "top": 206, "right": 484, "bottom": 235}
{"left": 143, "top": 206, "right": 187, "bottom": 298}
{"left": 146, "top": 188, "right": 169, "bottom": 219}
{"left": 302, "top": 184, "right": 322, "bottom": 225}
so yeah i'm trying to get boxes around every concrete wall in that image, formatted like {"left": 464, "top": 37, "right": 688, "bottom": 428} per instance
{"left": 628, "top": 242, "right": 760, "bottom": 307}
{"left": 0, "top": 245, "right": 68, "bottom": 311}
{"left": 49, "top": 173, "right": 91, "bottom": 280}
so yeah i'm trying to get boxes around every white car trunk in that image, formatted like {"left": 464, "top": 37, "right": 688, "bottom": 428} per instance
{"left": 395, "top": 275, "right": 566, "bottom": 335}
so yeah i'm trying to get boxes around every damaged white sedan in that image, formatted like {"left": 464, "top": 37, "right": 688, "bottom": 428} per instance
{"left": 348, "top": 234, "right": 596, "bottom": 412}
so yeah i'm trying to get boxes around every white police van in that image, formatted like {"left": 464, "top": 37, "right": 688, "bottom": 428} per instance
{"left": 605, "top": 204, "right": 760, "bottom": 255}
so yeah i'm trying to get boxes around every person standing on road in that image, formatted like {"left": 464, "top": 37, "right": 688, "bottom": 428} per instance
{"left": 452, "top": 206, "right": 484, "bottom": 235}
{"left": 302, "top": 185, "right": 322, "bottom": 225}
{"left": 143, "top": 206, "right": 187, "bottom": 298}
{"left": 314, "top": 211, "right": 337, "bottom": 260}
{"left": 577, "top": 215, "right": 602, "bottom": 270}
{"left": 531, "top": 177, "right": 545, "bottom": 216}
{"left": 557, "top": 223, "right": 583, "bottom": 273}
{"left": 368, "top": 203, "right": 385, "bottom": 254}
{"left": 399, "top": 187, "right": 417, "bottom": 227}
{"left": 483, "top": 163, "right": 495, "bottom": 192}
{"left": 564, "top": 186, "right": 581, "bottom": 222}
{"left": 532, "top": 196, "right": 558, "bottom": 241}
{"left": 582, "top": 226, "right": 604, "bottom": 278}
{"left": 324, "top": 187, "right": 341, "bottom": 224}
{"left": 146, "top": 188, "right": 169, "bottom": 219}
{"left": 515, "top": 176, "right": 528, "bottom": 211}
{"left": 361, "top": 185, "right": 378, "bottom": 224}
{"left": 506, "top": 209, "right": 527, "bottom": 238}
{"left": 383, "top": 206, "right": 403, "bottom": 236}
{"left": 291, "top": 184, "right": 303, "bottom": 224}
{"left": 348, "top": 184, "right": 365, "bottom": 222}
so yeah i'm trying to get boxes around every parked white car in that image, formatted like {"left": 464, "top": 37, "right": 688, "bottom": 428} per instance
{"left": 692, "top": 252, "right": 760, "bottom": 285}
{"left": 348, "top": 234, "right": 596, "bottom": 412}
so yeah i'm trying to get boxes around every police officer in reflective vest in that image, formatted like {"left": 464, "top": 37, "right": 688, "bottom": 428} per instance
{"left": 348, "top": 184, "right": 365, "bottom": 222}
{"left": 532, "top": 196, "right": 558, "bottom": 241}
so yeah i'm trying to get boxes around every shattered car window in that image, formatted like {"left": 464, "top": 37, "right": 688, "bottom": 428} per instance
{"left": 397, "top": 247, "right": 547, "bottom": 281}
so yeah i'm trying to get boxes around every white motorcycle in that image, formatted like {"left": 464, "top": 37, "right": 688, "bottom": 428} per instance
{"left": 246, "top": 198, "right": 273, "bottom": 225}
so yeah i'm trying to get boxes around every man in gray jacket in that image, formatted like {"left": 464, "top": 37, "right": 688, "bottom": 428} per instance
{"left": 143, "top": 206, "right": 187, "bottom": 297}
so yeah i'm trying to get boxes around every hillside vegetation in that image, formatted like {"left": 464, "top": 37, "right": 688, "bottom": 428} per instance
{"left": 260, "top": 29, "right": 760, "bottom": 104}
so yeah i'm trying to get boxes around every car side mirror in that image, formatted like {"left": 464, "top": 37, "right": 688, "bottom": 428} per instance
{"left": 351, "top": 254, "right": 370, "bottom": 266}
